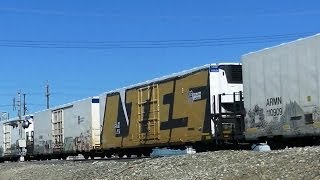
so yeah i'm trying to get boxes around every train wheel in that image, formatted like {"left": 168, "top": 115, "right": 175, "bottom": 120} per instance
{"left": 83, "top": 154, "right": 89, "bottom": 160}
{"left": 118, "top": 152, "right": 124, "bottom": 158}
{"left": 106, "top": 153, "right": 112, "bottom": 158}
{"left": 137, "top": 153, "right": 142, "bottom": 158}
{"left": 143, "top": 152, "right": 151, "bottom": 157}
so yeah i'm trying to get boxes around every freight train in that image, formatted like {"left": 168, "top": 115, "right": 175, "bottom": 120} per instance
{"left": 1, "top": 33, "right": 320, "bottom": 162}
{"left": 0, "top": 97, "right": 102, "bottom": 161}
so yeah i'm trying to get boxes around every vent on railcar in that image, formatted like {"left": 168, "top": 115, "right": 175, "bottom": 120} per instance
{"left": 219, "top": 65, "right": 242, "bottom": 84}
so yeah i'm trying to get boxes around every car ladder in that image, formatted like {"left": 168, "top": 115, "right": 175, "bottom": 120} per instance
{"left": 137, "top": 84, "right": 160, "bottom": 143}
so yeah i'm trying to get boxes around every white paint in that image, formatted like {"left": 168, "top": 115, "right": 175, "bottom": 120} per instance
{"left": 91, "top": 97, "right": 101, "bottom": 148}
{"left": 209, "top": 63, "right": 243, "bottom": 136}
{"left": 17, "top": 139, "right": 26, "bottom": 148}
{"left": 0, "top": 123, "right": 7, "bottom": 157}
{"left": 189, "top": 91, "right": 202, "bottom": 102}
{"left": 25, "top": 118, "right": 34, "bottom": 142}
{"left": 119, "top": 90, "right": 130, "bottom": 125}
{"left": 33, "top": 97, "right": 101, "bottom": 155}
{"left": 242, "top": 34, "right": 320, "bottom": 139}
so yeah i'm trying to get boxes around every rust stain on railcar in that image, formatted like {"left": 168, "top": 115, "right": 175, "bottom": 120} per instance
{"left": 101, "top": 69, "right": 211, "bottom": 149}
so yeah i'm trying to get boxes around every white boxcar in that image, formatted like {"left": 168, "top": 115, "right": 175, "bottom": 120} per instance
{"left": 32, "top": 96, "right": 100, "bottom": 158}
{"left": 0, "top": 121, "right": 3, "bottom": 157}
{"left": 0, "top": 115, "right": 34, "bottom": 158}
{"left": 242, "top": 34, "right": 320, "bottom": 140}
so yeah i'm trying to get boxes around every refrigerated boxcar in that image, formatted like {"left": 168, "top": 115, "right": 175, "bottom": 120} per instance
{"left": 242, "top": 34, "right": 320, "bottom": 144}
{"left": 1, "top": 97, "right": 101, "bottom": 161}
{"left": 27, "top": 96, "right": 101, "bottom": 160}
{"left": 0, "top": 122, "right": 3, "bottom": 161}
{"left": 100, "top": 63, "right": 244, "bottom": 157}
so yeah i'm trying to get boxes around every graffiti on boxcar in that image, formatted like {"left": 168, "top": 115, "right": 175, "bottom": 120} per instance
{"left": 246, "top": 105, "right": 266, "bottom": 129}
{"left": 312, "top": 107, "right": 320, "bottom": 122}
{"left": 44, "top": 140, "right": 51, "bottom": 152}
{"left": 159, "top": 80, "right": 188, "bottom": 131}
{"left": 64, "top": 137, "right": 74, "bottom": 152}
{"left": 160, "top": 83, "right": 208, "bottom": 131}
{"left": 246, "top": 100, "right": 316, "bottom": 135}
{"left": 103, "top": 92, "right": 133, "bottom": 140}
{"left": 117, "top": 94, "right": 131, "bottom": 137}
{"left": 34, "top": 140, "right": 52, "bottom": 154}
{"left": 103, "top": 69, "right": 211, "bottom": 141}
{"left": 74, "top": 132, "right": 90, "bottom": 151}
{"left": 280, "top": 101, "right": 305, "bottom": 134}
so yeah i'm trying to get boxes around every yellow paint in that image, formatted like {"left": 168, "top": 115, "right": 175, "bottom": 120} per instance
{"left": 307, "top": 96, "right": 311, "bottom": 102}
{"left": 283, "top": 124, "right": 291, "bottom": 130}
{"left": 313, "top": 122, "right": 320, "bottom": 128}
{"left": 101, "top": 69, "right": 210, "bottom": 149}
{"left": 201, "top": 133, "right": 210, "bottom": 136}
{"left": 246, "top": 128, "right": 257, "bottom": 133}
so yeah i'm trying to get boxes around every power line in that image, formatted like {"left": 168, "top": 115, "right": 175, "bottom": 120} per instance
{"left": 0, "top": 32, "right": 316, "bottom": 49}
{"left": 0, "top": 104, "right": 46, "bottom": 107}
{"left": 0, "top": 7, "right": 104, "bottom": 17}
{"left": 0, "top": 91, "right": 94, "bottom": 97}
{"left": 0, "top": 105, "right": 13, "bottom": 108}
{"left": 0, "top": 7, "right": 319, "bottom": 18}
{"left": 0, "top": 32, "right": 313, "bottom": 43}
{"left": 0, "top": 37, "right": 308, "bottom": 49}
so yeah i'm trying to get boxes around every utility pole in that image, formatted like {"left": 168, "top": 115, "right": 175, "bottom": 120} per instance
{"left": 46, "top": 81, "right": 50, "bottom": 109}
{"left": 23, "top": 93, "right": 27, "bottom": 116}
{"left": 12, "top": 90, "right": 26, "bottom": 162}
{"left": 13, "top": 97, "right": 16, "bottom": 111}
{"left": 17, "top": 90, "right": 21, "bottom": 120}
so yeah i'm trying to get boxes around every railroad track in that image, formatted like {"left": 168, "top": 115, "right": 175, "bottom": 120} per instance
{"left": 68, "top": 156, "right": 153, "bottom": 163}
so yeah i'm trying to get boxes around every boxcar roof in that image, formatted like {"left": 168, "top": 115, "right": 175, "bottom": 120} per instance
{"left": 4, "top": 62, "right": 240, "bottom": 123}
{"left": 242, "top": 33, "right": 320, "bottom": 58}
{"left": 100, "top": 62, "right": 240, "bottom": 95}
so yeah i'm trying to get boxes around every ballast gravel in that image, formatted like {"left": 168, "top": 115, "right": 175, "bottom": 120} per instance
{"left": 1, "top": 146, "right": 320, "bottom": 180}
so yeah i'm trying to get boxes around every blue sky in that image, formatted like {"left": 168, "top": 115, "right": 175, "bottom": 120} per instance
{"left": 0, "top": 1, "right": 319, "bottom": 118}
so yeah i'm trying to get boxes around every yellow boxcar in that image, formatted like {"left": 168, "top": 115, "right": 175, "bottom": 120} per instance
{"left": 101, "top": 67, "right": 211, "bottom": 156}
{"left": 101, "top": 63, "right": 243, "bottom": 157}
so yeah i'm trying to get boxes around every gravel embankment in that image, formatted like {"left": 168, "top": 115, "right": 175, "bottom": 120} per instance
{"left": 1, "top": 146, "right": 320, "bottom": 180}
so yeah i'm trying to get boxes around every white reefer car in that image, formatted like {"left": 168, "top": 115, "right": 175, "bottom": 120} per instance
{"left": 30, "top": 96, "right": 101, "bottom": 160}
{"left": 242, "top": 33, "right": 320, "bottom": 141}
{"left": 0, "top": 96, "right": 101, "bottom": 161}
